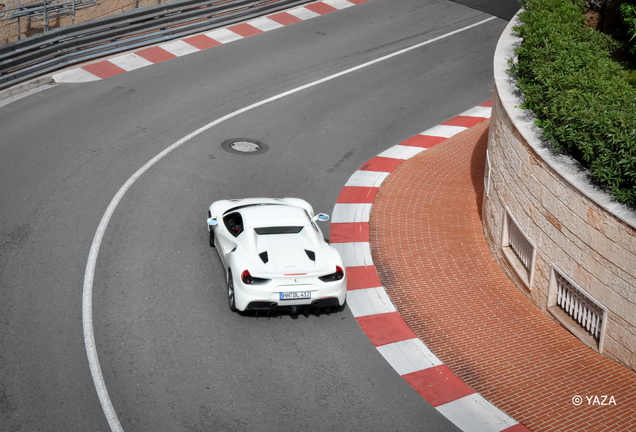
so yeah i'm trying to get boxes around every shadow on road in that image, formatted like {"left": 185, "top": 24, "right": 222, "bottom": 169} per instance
{"left": 238, "top": 304, "right": 348, "bottom": 319}
{"left": 449, "top": 0, "right": 520, "bottom": 21}
{"left": 469, "top": 122, "right": 490, "bottom": 223}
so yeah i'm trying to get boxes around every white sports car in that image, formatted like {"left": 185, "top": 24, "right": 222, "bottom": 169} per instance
{"left": 206, "top": 198, "right": 347, "bottom": 313}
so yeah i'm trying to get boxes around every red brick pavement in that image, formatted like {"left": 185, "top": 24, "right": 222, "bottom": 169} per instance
{"left": 369, "top": 119, "right": 636, "bottom": 431}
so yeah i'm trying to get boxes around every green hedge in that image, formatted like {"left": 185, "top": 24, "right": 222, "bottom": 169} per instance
{"left": 511, "top": 0, "right": 636, "bottom": 206}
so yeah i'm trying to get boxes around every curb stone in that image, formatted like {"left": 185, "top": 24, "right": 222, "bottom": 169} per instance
{"left": 331, "top": 100, "right": 532, "bottom": 432}
{"left": 50, "top": 0, "right": 370, "bottom": 84}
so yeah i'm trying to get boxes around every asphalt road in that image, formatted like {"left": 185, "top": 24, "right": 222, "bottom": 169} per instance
{"left": 0, "top": 0, "right": 518, "bottom": 431}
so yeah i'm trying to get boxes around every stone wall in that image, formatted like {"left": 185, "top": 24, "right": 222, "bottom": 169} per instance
{"left": 0, "top": 0, "right": 167, "bottom": 45}
{"left": 484, "top": 15, "right": 636, "bottom": 370}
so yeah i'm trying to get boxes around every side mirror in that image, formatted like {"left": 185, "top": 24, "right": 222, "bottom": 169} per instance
{"left": 207, "top": 217, "right": 218, "bottom": 226}
{"left": 313, "top": 213, "right": 329, "bottom": 222}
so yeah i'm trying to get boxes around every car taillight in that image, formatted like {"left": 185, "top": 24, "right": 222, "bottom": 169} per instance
{"left": 334, "top": 266, "right": 344, "bottom": 280}
{"left": 241, "top": 270, "right": 253, "bottom": 284}
{"left": 319, "top": 266, "right": 344, "bottom": 282}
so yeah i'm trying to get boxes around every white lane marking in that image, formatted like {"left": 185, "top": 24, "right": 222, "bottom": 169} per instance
{"left": 437, "top": 393, "right": 518, "bottom": 432}
{"left": 376, "top": 338, "right": 443, "bottom": 375}
{"left": 82, "top": 15, "right": 498, "bottom": 432}
{"left": 347, "top": 287, "right": 396, "bottom": 317}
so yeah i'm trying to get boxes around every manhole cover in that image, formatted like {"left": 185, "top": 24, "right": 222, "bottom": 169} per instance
{"left": 230, "top": 141, "right": 260, "bottom": 152}
{"left": 221, "top": 138, "right": 269, "bottom": 155}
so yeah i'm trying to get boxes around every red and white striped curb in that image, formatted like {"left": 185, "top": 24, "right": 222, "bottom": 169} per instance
{"left": 52, "top": 0, "right": 369, "bottom": 83}
{"left": 331, "top": 101, "right": 529, "bottom": 432}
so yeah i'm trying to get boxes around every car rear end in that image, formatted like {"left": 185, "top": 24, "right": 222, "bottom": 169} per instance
{"left": 233, "top": 266, "right": 346, "bottom": 313}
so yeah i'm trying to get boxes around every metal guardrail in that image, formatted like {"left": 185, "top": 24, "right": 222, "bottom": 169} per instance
{"left": 0, "top": 0, "right": 310, "bottom": 91}
{"left": 0, "top": 1, "right": 99, "bottom": 32}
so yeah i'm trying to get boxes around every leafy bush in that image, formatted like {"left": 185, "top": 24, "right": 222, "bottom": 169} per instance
{"left": 511, "top": 0, "right": 636, "bottom": 205}
{"left": 619, "top": 0, "right": 636, "bottom": 53}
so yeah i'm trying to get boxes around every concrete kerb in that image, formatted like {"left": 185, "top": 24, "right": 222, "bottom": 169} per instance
{"left": 0, "top": 74, "right": 55, "bottom": 102}
{"left": 331, "top": 104, "right": 531, "bottom": 432}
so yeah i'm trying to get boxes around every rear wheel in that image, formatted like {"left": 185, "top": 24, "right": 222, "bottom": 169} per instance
{"left": 227, "top": 271, "right": 237, "bottom": 312}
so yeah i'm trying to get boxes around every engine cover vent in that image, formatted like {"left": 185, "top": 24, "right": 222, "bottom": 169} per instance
{"left": 259, "top": 251, "right": 268, "bottom": 264}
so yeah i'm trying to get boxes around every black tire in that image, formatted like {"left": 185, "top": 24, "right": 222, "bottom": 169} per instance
{"left": 208, "top": 211, "right": 215, "bottom": 247}
{"left": 227, "top": 271, "right": 237, "bottom": 312}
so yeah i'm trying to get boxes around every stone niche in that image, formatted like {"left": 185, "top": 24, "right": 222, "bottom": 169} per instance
{"left": 484, "top": 15, "right": 636, "bottom": 371}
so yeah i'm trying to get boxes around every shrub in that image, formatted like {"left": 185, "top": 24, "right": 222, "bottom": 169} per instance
{"left": 511, "top": 0, "right": 636, "bottom": 206}
{"left": 618, "top": 0, "right": 636, "bottom": 53}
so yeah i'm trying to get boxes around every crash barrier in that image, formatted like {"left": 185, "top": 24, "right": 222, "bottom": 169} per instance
{"left": 0, "top": 1, "right": 99, "bottom": 37}
{"left": 0, "top": 0, "right": 310, "bottom": 91}
{"left": 483, "top": 14, "right": 636, "bottom": 370}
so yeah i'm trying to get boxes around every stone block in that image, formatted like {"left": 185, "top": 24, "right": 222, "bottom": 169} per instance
{"left": 566, "top": 191, "right": 591, "bottom": 222}
{"left": 572, "top": 263, "right": 593, "bottom": 288}
{"left": 602, "top": 218, "right": 624, "bottom": 247}
{"left": 533, "top": 285, "right": 548, "bottom": 310}
{"left": 588, "top": 229, "right": 618, "bottom": 262}
{"left": 616, "top": 267, "right": 636, "bottom": 297}
{"left": 616, "top": 222, "right": 636, "bottom": 255}
{"left": 541, "top": 188, "right": 563, "bottom": 222}
{"left": 607, "top": 242, "right": 636, "bottom": 279}
{"left": 587, "top": 276, "right": 612, "bottom": 309}
{"left": 586, "top": 206, "right": 606, "bottom": 231}
{"left": 544, "top": 211, "right": 562, "bottom": 232}
{"left": 562, "top": 224, "right": 592, "bottom": 261}
{"left": 593, "top": 280, "right": 636, "bottom": 327}
{"left": 602, "top": 336, "right": 633, "bottom": 369}
{"left": 527, "top": 199, "right": 541, "bottom": 226}
{"left": 605, "top": 314, "right": 636, "bottom": 354}
{"left": 566, "top": 213, "right": 595, "bottom": 249}
{"left": 532, "top": 256, "right": 550, "bottom": 299}
{"left": 604, "top": 271, "right": 636, "bottom": 305}
{"left": 553, "top": 180, "right": 573, "bottom": 207}
{"left": 502, "top": 144, "right": 522, "bottom": 176}
{"left": 528, "top": 174, "right": 543, "bottom": 202}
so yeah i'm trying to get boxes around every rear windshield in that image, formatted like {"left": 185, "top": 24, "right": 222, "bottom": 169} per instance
{"left": 254, "top": 226, "right": 304, "bottom": 235}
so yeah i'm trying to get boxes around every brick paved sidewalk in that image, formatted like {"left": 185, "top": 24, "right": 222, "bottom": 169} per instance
{"left": 369, "top": 119, "right": 636, "bottom": 432}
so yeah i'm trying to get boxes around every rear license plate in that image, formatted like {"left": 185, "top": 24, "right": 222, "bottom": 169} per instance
{"left": 279, "top": 291, "right": 311, "bottom": 300}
